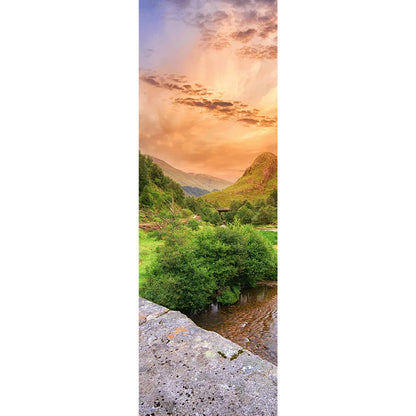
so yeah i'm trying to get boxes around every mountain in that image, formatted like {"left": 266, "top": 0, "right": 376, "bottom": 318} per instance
{"left": 202, "top": 152, "right": 277, "bottom": 207}
{"left": 182, "top": 186, "right": 211, "bottom": 197}
{"left": 147, "top": 155, "right": 232, "bottom": 192}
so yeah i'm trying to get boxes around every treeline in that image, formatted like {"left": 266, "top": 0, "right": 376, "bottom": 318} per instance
{"left": 224, "top": 189, "right": 277, "bottom": 225}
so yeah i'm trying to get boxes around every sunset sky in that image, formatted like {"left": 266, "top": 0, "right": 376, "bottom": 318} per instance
{"left": 139, "top": 0, "right": 277, "bottom": 182}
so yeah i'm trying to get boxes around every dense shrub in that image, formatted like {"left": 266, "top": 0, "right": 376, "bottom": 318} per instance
{"left": 140, "top": 233, "right": 216, "bottom": 313}
{"left": 252, "top": 206, "right": 276, "bottom": 225}
{"left": 180, "top": 208, "right": 193, "bottom": 218}
{"left": 184, "top": 196, "right": 221, "bottom": 225}
{"left": 141, "top": 224, "right": 277, "bottom": 313}
{"left": 217, "top": 286, "right": 241, "bottom": 305}
{"left": 236, "top": 205, "right": 254, "bottom": 224}
{"left": 267, "top": 189, "right": 278, "bottom": 208}
{"left": 254, "top": 198, "right": 266, "bottom": 209}
{"left": 225, "top": 196, "right": 277, "bottom": 225}
{"left": 186, "top": 219, "right": 200, "bottom": 230}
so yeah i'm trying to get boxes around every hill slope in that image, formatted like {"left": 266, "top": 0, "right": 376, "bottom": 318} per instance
{"left": 148, "top": 155, "right": 232, "bottom": 192}
{"left": 202, "top": 152, "right": 277, "bottom": 207}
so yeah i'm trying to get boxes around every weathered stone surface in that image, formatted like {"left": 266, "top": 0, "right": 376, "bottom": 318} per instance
{"left": 139, "top": 297, "right": 277, "bottom": 416}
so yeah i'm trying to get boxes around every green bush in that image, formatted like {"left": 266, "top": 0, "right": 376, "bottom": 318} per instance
{"left": 141, "top": 228, "right": 216, "bottom": 313}
{"left": 217, "top": 286, "right": 241, "bottom": 305}
{"left": 267, "top": 189, "right": 278, "bottom": 208}
{"left": 252, "top": 205, "right": 276, "bottom": 225}
{"left": 181, "top": 208, "right": 193, "bottom": 218}
{"left": 186, "top": 219, "right": 200, "bottom": 231}
{"left": 236, "top": 205, "right": 254, "bottom": 224}
{"left": 254, "top": 199, "right": 266, "bottom": 209}
{"left": 141, "top": 224, "right": 276, "bottom": 312}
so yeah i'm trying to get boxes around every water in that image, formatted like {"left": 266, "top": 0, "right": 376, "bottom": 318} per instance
{"left": 190, "top": 281, "right": 277, "bottom": 365}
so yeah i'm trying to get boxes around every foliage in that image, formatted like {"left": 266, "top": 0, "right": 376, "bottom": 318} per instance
{"left": 228, "top": 200, "right": 243, "bottom": 212}
{"left": 180, "top": 208, "right": 193, "bottom": 218}
{"left": 139, "top": 229, "right": 163, "bottom": 287}
{"left": 259, "top": 230, "right": 277, "bottom": 246}
{"left": 140, "top": 228, "right": 216, "bottom": 313}
{"left": 267, "top": 188, "right": 278, "bottom": 208}
{"left": 254, "top": 198, "right": 266, "bottom": 209}
{"left": 252, "top": 206, "right": 276, "bottom": 225}
{"left": 139, "top": 152, "right": 149, "bottom": 193}
{"left": 139, "top": 152, "right": 185, "bottom": 211}
{"left": 186, "top": 219, "right": 200, "bottom": 231}
{"left": 225, "top": 197, "right": 277, "bottom": 226}
{"left": 184, "top": 196, "right": 221, "bottom": 225}
{"left": 141, "top": 224, "right": 277, "bottom": 313}
{"left": 236, "top": 205, "right": 254, "bottom": 224}
{"left": 217, "top": 286, "right": 241, "bottom": 305}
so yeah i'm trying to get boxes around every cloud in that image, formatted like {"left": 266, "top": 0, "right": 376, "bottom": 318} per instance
{"left": 173, "top": 97, "right": 276, "bottom": 126}
{"left": 238, "top": 118, "right": 258, "bottom": 125}
{"left": 140, "top": 70, "right": 276, "bottom": 127}
{"left": 237, "top": 44, "right": 277, "bottom": 60}
{"left": 231, "top": 28, "right": 257, "bottom": 43}
{"left": 141, "top": 76, "right": 160, "bottom": 87}
{"left": 140, "top": 73, "right": 213, "bottom": 96}
{"left": 163, "top": 0, "right": 277, "bottom": 60}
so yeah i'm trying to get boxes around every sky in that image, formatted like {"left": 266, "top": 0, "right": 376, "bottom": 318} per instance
{"left": 139, "top": 0, "right": 277, "bottom": 182}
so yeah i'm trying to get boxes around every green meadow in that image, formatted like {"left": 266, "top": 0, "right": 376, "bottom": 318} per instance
{"left": 139, "top": 229, "right": 163, "bottom": 288}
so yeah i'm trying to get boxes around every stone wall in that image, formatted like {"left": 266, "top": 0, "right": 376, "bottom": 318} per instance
{"left": 139, "top": 297, "right": 277, "bottom": 416}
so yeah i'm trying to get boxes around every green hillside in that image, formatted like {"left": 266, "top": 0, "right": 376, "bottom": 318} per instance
{"left": 139, "top": 152, "right": 222, "bottom": 225}
{"left": 139, "top": 152, "right": 187, "bottom": 222}
{"left": 148, "top": 155, "right": 232, "bottom": 191}
{"left": 203, "top": 152, "right": 277, "bottom": 208}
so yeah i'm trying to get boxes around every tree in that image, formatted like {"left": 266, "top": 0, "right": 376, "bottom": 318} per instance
{"left": 139, "top": 185, "right": 153, "bottom": 207}
{"left": 236, "top": 205, "right": 254, "bottom": 224}
{"left": 230, "top": 200, "right": 244, "bottom": 212}
{"left": 254, "top": 198, "right": 266, "bottom": 209}
{"left": 252, "top": 206, "right": 276, "bottom": 225}
{"left": 267, "top": 188, "right": 278, "bottom": 208}
{"left": 139, "top": 152, "right": 149, "bottom": 193}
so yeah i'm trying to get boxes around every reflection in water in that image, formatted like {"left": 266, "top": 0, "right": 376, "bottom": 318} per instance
{"left": 189, "top": 282, "right": 277, "bottom": 365}
{"left": 210, "top": 303, "right": 219, "bottom": 313}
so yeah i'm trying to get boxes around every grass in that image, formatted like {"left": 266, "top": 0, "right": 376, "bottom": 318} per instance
{"left": 259, "top": 230, "right": 278, "bottom": 246}
{"left": 139, "top": 229, "right": 163, "bottom": 287}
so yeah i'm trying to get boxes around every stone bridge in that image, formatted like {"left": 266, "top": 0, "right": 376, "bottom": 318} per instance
{"left": 139, "top": 297, "right": 277, "bottom": 416}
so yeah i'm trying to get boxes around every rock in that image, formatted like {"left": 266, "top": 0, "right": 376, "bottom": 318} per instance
{"left": 139, "top": 297, "right": 277, "bottom": 416}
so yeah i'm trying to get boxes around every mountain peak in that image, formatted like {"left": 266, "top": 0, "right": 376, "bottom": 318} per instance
{"left": 242, "top": 152, "right": 277, "bottom": 179}
{"left": 203, "top": 152, "right": 277, "bottom": 207}
{"left": 253, "top": 152, "right": 277, "bottom": 164}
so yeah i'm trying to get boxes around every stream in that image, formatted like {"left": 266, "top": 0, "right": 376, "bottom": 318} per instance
{"left": 189, "top": 281, "right": 277, "bottom": 365}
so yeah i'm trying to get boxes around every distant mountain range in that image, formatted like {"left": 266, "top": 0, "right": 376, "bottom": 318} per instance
{"left": 202, "top": 152, "right": 277, "bottom": 207}
{"left": 181, "top": 186, "right": 214, "bottom": 197}
{"left": 147, "top": 155, "right": 232, "bottom": 196}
